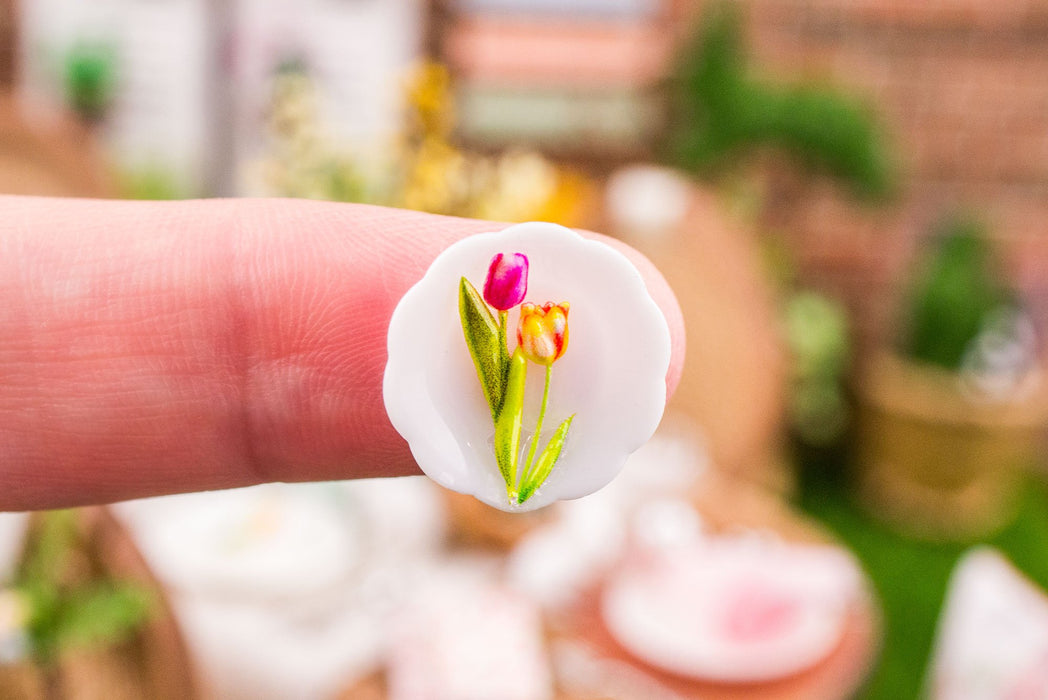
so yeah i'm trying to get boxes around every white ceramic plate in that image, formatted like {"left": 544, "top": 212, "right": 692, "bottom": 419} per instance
{"left": 117, "top": 484, "right": 360, "bottom": 604}
{"left": 601, "top": 540, "right": 861, "bottom": 683}
{"left": 384, "top": 222, "right": 671, "bottom": 512}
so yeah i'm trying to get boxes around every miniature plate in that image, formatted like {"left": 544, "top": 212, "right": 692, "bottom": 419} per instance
{"left": 384, "top": 222, "right": 671, "bottom": 512}
{"left": 601, "top": 539, "right": 862, "bottom": 683}
{"left": 116, "top": 484, "right": 361, "bottom": 602}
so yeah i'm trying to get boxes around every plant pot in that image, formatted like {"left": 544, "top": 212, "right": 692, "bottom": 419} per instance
{"left": 855, "top": 353, "right": 1048, "bottom": 541}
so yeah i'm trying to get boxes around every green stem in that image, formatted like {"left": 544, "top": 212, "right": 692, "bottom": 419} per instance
{"left": 519, "top": 364, "right": 553, "bottom": 490}
{"left": 498, "top": 311, "right": 508, "bottom": 358}
{"left": 496, "top": 309, "right": 511, "bottom": 496}
{"left": 499, "top": 348, "right": 528, "bottom": 501}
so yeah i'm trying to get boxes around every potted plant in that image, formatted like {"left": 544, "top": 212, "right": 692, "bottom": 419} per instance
{"left": 0, "top": 508, "right": 197, "bottom": 699}
{"left": 63, "top": 42, "right": 117, "bottom": 126}
{"left": 855, "top": 214, "right": 1048, "bottom": 540}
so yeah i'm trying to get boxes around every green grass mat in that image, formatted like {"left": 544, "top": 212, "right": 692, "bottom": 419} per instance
{"left": 798, "top": 474, "right": 1048, "bottom": 699}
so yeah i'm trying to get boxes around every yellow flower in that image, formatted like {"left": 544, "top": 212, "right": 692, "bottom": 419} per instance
{"left": 517, "top": 302, "right": 569, "bottom": 365}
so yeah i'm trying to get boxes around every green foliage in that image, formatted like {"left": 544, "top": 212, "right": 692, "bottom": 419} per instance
{"left": 49, "top": 584, "right": 152, "bottom": 652}
{"left": 119, "top": 167, "right": 184, "bottom": 201}
{"left": 900, "top": 214, "right": 1008, "bottom": 371}
{"left": 666, "top": 1, "right": 894, "bottom": 200}
{"left": 785, "top": 291, "right": 851, "bottom": 445}
{"left": 787, "top": 291, "right": 850, "bottom": 381}
{"left": 14, "top": 511, "right": 153, "bottom": 666}
{"left": 800, "top": 473, "right": 1048, "bottom": 700}
{"left": 767, "top": 87, "right": 893, "bottom": 199}
{"left": 257, "top": 70, "right": 372, "bottom": 203}
{"left": 64, "top": 43, "right": 117, "bottom": 124}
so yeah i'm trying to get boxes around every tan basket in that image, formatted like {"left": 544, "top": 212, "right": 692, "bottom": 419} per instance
{"left": 856, "top": 353, "right": 1048, "bottom": 541}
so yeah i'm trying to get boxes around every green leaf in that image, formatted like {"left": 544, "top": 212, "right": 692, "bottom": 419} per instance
{"left": 495, "top": 348, "right": 527, "bottom": 495}
{"left": 901, "top": 215, "right": 1006, "bottom": 370}
{"left": 459, "top": 277, "right": 509, "bottom": 419}
{"left": 54, "top": 583, "right": 153, "bottom": 652}
{"left": 518, "top": 415, "right": 574, "bottom": 504}
{"left": 16, "top": 510, "right": 77, "bottom": 588}
{"left": 13, "top": 511, "right": 156, "bottom": 666}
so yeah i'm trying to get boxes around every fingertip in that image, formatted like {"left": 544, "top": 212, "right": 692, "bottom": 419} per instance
{"left": 575, "top": 232, "right": 686, "bottom": 400}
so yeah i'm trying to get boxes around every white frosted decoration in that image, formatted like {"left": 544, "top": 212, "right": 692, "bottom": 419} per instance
{"left": 605, "top": 165, "right": 692, "bottom": 242}
{"left": 630, "top": 498, "right": 706, "bottom": 552}
{"left": 506, "top": 420, "right": 707, "bottom": 608}
{"left": 172, "top": 594, "right": 385, "bottom": 700}
{"left": 507, "top": 497, "right": 626, "bottom": 611}
{"left": 388, "top": 572, "right": 553, "bottom": 700}
{"left": 601, "top": 538, "right": 863, "bottom": 683}
{"left": 0, "top": 514, "right": 29, "bottom": 584}
{"left": 116, "top": 485, "right": 378, "bottom": 695}
{"left": 589, "top": 414, "right": 709, "bottom": 511}
{"left": 115, "top": 484, "right": 360, "bottom": 606}
{"left": 928, "top": 548, "right": 1048, "bottom": 699}
{"left": 384, "top": 222, "right": 671, "bottom": 512}
{"left": 337, "top": 477, "right": 447, "bottom": 561}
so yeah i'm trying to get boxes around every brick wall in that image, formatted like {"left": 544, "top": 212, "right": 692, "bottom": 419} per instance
{"left": 739, "top": 0, "right": 1048, "bottom": 353}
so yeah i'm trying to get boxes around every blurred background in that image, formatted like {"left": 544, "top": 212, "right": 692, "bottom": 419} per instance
{"left": 2, "top": 0, "right": 1048, "bottom": 698}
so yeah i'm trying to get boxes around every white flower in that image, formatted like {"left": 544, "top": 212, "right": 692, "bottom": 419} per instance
{"left": 384, "top": 222, "right": 671, "bottom": 512}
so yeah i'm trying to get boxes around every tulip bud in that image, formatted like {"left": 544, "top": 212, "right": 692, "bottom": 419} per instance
{"left": 483, "top": 253, "right": 529, "bottom": 311}
{"left": 517, "top": 302, "right": 569, "bottom": 365}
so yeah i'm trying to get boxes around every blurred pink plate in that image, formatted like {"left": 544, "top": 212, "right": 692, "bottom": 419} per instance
{"left": 600, "top": 540, "right": 862, "bottom": 683}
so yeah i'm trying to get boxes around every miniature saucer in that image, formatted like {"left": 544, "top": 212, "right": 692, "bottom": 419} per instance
{"left": 384, "top": 222, "right": 671, "bottom": 512}
{"left": 601, "top": 538, "right": 862, "bottom": 683}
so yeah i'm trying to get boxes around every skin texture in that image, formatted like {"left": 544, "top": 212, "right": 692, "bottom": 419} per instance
{"left": 0, "top": 196, "right": 685, "bottom": 511}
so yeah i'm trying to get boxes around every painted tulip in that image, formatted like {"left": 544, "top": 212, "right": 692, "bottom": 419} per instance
{"left": 384, "top": 221, "right": 671, "bottom": 513}
{"left": 517, "top": 302, "right": 569, "bottom": 365}
{"left": 483, "top": 252, "right": 529, "bottom": 311}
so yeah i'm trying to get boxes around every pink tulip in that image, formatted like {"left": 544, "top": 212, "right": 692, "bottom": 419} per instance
{"left": 483, "top": 253, "right": 528, "bottom": 311}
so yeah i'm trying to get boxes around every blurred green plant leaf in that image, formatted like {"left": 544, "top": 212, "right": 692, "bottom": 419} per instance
{"left": 53, "top": 584, "right": 153, "bottom": 653}
{"left": 14, "top": 511, "right": 154, "bottom": 666}
{"left": 666, "top": 1, "right": 894, "bottom": 200}
{"left": 901, "top": 214, "right": 1008, "bottom": 370}
{"left": 64, "top": 42, "right": 118, "bottom": 123}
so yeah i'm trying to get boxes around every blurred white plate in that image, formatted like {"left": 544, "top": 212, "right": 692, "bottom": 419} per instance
{"left": 601, "top": 539, "right": 861, "bottom": 683}
{"left": 117, "top": 483, "right": 360, "bottom": 604}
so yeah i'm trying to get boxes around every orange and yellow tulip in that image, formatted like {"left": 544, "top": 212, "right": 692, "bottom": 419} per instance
{"left": 516, "top": 302, "right": 569, "bottom": 365}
